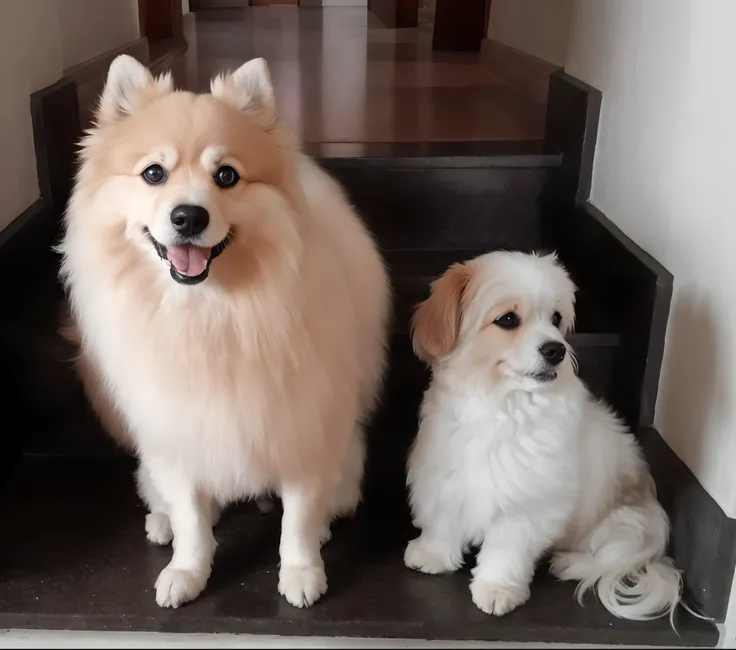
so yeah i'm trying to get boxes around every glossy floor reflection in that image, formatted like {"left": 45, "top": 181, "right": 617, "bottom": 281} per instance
{"left": 148, "top": 7, "right": 546, "bottom": 144}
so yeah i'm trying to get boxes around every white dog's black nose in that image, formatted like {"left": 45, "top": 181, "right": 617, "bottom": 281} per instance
{"left": 539, "top": 341, "right": 566, "bottom": 366}
{"left": 171, "top": 204, "right": 209, "bottom": 237}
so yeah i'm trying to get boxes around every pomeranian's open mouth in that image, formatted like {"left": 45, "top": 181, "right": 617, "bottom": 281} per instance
{"left": 144, "top": 228, "right": 231, "bottom": 286}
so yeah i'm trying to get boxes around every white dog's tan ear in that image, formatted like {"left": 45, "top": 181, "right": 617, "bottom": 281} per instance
{"left": 211, "top": 58, "right": 276, "bottom": 129}
{"left": 411, "top": 263, "right": 473, "bottom": 364}
{"left": 97, "top": 55, "right": 173, "bottom": 126}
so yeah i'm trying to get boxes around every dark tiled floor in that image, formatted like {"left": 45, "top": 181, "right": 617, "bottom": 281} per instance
{"left": 78, "top": 7, "right": 547, "bottom": 143}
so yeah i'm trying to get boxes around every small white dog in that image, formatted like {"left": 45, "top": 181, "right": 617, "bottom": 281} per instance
{"left": 404, "top": 251, "right": 682, "bottom": 621}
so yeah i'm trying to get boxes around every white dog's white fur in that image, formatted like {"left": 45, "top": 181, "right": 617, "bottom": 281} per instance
{"left": 59, "top": 56, "right": 390, "bottom": 609}
{"left": 404, "top": 251, "right": 683, "bottom": 621}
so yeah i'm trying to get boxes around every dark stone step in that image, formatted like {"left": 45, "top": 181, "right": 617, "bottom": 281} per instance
{"left": 0, "top": 455, "right": 717, "bottom": 646}
{"left": 323, "top": 164, "right": 556, "bottom": 252}
{"left": 316, "top": 147, "right": 560, "bottom": 254}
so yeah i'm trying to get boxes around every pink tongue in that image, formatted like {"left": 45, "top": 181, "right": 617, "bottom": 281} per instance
{"left": 166, "top": 245, "right": 210, "bottom": 277}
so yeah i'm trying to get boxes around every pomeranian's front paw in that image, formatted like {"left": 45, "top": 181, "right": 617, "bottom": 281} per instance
{"left": 278, "top": 564, "right": 327, "bottom": 608}
{"left": 145, "top": 512, "right": 173, "bottom": 546}
{"left": 470, "top": 580, "right": 530, "bottom": 616}
{"left": 318, "top": 522, "right": 333, "bottom": 547}
{"left": 155, "top": 565, "right": 208, "bottom": 608}
{"left": 256, "top": 497, "right": 276, "bottom": 514}
{"left": 404, "top": 537, "right": 461, "bottom": 574}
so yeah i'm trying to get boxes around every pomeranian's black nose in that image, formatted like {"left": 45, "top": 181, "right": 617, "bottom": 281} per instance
{"left": 539, "top": 341, "right": 567, "bottom": 366}
{"left": 170, "top": 204, "right": 209, "bottom": 237}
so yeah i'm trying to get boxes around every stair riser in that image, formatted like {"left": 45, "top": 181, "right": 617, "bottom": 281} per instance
{"left": 326, "top": 167, "right": 552, "bottom": 252}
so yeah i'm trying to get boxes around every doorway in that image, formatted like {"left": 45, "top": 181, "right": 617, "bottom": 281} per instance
{"left": 432, "top": 0, "right": 490, "bottom": 51}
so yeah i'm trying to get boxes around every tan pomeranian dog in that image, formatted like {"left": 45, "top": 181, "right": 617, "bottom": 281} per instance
{"left": 58, "top": 55, "right": 390, "bottom": 610}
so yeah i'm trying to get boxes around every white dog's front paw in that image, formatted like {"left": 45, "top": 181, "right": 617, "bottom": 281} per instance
{"left": 278, "top": 564, "right": 327, "bottom": 608}
{"left": 145, "top": 513, "right": 173, "bottom": 545}
{"left": 404, "top": 537, "right": 461, "bottom": 574}
{"left": 155, "top": 566, "right": 208, "bottom": 609}
{"left": 470, "top": 580, "right": 530, "bottom": 616}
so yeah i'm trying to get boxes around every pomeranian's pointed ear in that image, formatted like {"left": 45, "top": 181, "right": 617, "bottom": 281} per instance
{"left": 97, "top": 55, "right": 173, "bottom": 127}
{"left": 211, "top": 58, "right": 276, "bottom": 129}
{"left": 411, "top": 263, "right": 473, "bottom": 365}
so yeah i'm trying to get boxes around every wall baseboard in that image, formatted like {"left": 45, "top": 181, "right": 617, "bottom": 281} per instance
{"left": 0, "top": 200, "right": 57, "bottom": 491}
{"left": 641, "top": 428, "right": 736, "bottom": 621}
{"left": 0, "top": 199, "right": 58, "bottom": 306}
{"left": 481, "top": 38, "right": 561, "bottom": 105}
{"left": 30, "top": 77, "right": 81, "bottom": 213}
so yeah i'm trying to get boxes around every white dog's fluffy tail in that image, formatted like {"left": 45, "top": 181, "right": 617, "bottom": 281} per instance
{"left": 552, "top": 498, "right": 683, "bottom": 623}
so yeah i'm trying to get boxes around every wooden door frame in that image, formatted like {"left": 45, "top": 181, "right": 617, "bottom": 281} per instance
{"left": 138, "top": 0, "right": 184, "bottom": 41}
{"left": 370, "top": 0, "right": 418, "bottom": 28}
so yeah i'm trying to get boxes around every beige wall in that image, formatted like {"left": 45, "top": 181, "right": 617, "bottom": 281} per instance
{"left": 566, "top": 0, "right": 736, "bottom": 518}
{"left": 58, "top": 0, "right": 140, "bottom": 69}
{"left": 0, "top": 0, "right": 64, "bottom": 231}
{"left": 487, "top": 0, "right": 574, "bottom": 66}
{"left": 0, "top": 0, "right": 141, "bottom": 232}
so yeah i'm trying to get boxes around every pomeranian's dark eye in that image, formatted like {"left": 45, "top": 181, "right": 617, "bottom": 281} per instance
{"left": 552, "top": 311, "right": 562, "bottom": 328}
{"left": 214, "top": 165, "right": 240, "bottom": 189}
{"left": 494, "top": 312, "right": 520, "bottom": 330}
{"left": 141, "top": 164, "right": 166, "bottom": 185}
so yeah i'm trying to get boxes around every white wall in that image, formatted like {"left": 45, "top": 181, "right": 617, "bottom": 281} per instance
{"left": 487, "top": 0, "right": 574, "bottom": 66}
{"left": 0, "top": 0, "right": 64, "bottom": 231}
{"left": 58, "top": 0, "right": 140, "bottom": 69}
{"left": 565, "top": 0, "right": 736, "bottom": 517}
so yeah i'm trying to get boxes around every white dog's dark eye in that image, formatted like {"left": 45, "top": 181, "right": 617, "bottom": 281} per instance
{"left": 214, "top": 165, "right": 240, "bottom": 189}
{"left": 552, "top": 311, "right": 562, "bottom": 328}
{"left": 141, "top": 164, "right": 166, "bottom": 185}
{"left": 494, "top": 312, "right": 520, "bottom": 330}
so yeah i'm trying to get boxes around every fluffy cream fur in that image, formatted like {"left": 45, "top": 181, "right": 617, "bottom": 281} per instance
{"left": 59, "top": 55, "right": 390, "bottom": 609}
{"left": 404, "top": 251, "right": 684, "bottom": 622}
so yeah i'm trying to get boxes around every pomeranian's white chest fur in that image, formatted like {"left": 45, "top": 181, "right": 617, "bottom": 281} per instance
{"left": 86, "top": 291, "right": 288, "bottom": 497}
{"left": 407, "top": 378, "right": 585, "bottom": 546}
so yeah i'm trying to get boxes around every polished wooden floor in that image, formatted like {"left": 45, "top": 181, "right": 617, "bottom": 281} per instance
{"left": 147, "top": 7, "right": 547, "bottom": 144}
